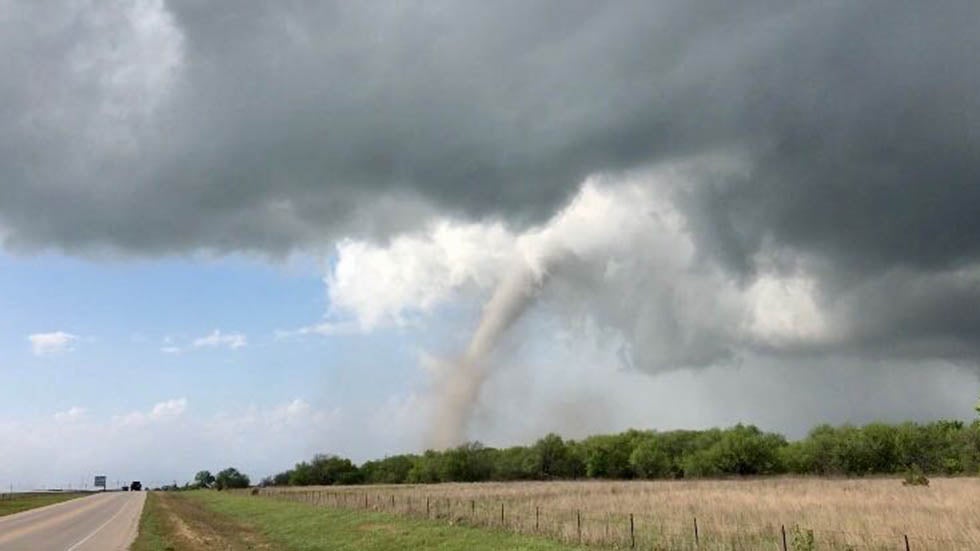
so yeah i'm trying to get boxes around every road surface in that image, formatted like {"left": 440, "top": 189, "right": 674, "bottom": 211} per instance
{"left": 0, "top": 491, "right": 145, "bottom": 551}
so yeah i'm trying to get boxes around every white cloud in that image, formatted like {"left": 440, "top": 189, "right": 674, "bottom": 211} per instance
{"left": 53, "top": 406, "right": 87, "bottom": 423}
{"left": 28, "top": 331, "right": 79, "bottom": 356}
{"left": 318, "top": 161, "right": 857, "bottom": 374}
{"left": 160, "top": 346, "right": 181, "bottom": 354}
{"left": 192, "top": 330, "right": 247, "bottom": 350}
{"left": 319, "top": 166, "right": 744, "bottom": 371}
{"left": 274, "top": 320, "right": 362, "bottom": 339}
{"left": 326, "top": 220, "right": 516, "bottom": 331}
{"left": 745, "top": 274, "right": 830, "bottom": 345}
{"left": 113, "top": 397, "right": 187, "bottom": 428}
{"left": 150, "top": 398, "right": 187, "bottom": 419}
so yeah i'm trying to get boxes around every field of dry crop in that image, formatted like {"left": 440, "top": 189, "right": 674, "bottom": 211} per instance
{"left": 252, "top": 477, "right": 980, "bottom": 550}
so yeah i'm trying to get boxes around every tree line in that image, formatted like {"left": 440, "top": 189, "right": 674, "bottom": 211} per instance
{"left": 157, "top": 467, "right": 250, "bottom": 491}
{"left": 258, "top": 420, "right": 980, "bottom": 486}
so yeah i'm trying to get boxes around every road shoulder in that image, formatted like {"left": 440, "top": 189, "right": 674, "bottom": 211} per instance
{"left": 131, "top": 491, "right": 279, "bottom": 551}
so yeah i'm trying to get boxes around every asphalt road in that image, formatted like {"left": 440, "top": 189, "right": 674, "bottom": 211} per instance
{"left": 0, "top": 491, "right": 145, "bottom": 551}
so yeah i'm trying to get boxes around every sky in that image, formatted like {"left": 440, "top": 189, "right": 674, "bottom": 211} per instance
{"left": 2, "top": 1, "right": 980, "bottom": 489}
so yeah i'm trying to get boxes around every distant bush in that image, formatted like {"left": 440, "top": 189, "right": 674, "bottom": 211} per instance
{"left": 791, "top": 526, "right": 816, "bottom": 551}
{"left": 902, "top": 464, "right": 930, "bottom": 486}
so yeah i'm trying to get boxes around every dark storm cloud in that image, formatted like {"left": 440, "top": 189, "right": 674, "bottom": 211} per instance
{"left": 2, "top": 1, "right": 979, "bottom": 281}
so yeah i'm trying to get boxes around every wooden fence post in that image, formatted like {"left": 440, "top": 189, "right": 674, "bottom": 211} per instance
{"left": 905, "top": 534, "right": 911, "bottom": 551}
{"left": 577, "top": 510, "right": 582, "bottom": 544}
{"left": 535, "top": 506, "right": 540, "bottom": 532}
{"left": 500, "top": 503, "right": 505, "bottom": 525}
{"left": 781, "top": 525, "right": 787, "bottom": 551}
{"left": 426, "top": 496, "right": 430, "bottom": 517}
{"left": 630, "top": 513, "right": 635, "bottom": 548}
{"left": 694, "top": 517, "right": 699, "bottom": 547}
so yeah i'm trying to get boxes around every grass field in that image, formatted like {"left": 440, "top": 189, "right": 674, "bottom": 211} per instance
{"left": 0, "top": 492, "right": 88, "bottom": 517}
{"left": 132, "top": 490, "right": 580, "bottom": 551}
{"left": 254, "top": 477, "right": 980, "bottom": 550}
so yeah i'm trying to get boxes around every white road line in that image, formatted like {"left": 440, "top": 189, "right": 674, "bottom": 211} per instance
{"left": 65, "top": 497, "right": 131, "bottom": 551}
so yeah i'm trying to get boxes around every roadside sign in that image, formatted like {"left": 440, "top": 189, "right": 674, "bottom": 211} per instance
{"left": 94, "top": 475, "right": 106, "bottom": 489}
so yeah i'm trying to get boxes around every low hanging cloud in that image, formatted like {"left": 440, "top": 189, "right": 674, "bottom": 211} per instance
{"left": 322, "top": 164, "right": 980, "bottom": 444}
{"left": 324, "top": 163, "right": 855, "bottom": 371}
{"left": 6, "top": 1, "right": 980, "bottom": 368}
{"left": 7, "top": 0, "right": 979, "bottom": 368}
{"left": 1, "top": 1, "right": 977, "bottom": 267}
{"left": 27, "top": 331, "right": 79, "bottom": 356}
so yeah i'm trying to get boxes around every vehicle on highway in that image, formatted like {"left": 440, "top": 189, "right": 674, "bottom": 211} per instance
{"left": 129, "top": 481, "right": 142, "bottom": 491}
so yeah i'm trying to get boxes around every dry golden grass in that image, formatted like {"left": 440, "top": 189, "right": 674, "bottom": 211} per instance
{"left": 254, "top": 477, "right": 980, "bottom": 550}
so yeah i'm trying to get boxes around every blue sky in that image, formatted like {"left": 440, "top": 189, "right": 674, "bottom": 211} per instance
{"left": 1, "top": 253, "right": 327, "bottom": 416}
{"left": 0, "top": 251, "right": 451, "bottom": 489}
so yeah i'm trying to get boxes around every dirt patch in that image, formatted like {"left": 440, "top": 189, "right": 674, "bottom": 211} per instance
{"left": 153, "top": 492, "right": 280, "bottom": 551}
{"left": 356, "top": 522, "right": 400, "bottom": 534}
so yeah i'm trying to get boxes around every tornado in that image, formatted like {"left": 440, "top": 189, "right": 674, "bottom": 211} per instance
{"left": 424, "top": 181, "right": 643, "bottom": 448}
{"left": 427, "top": 257, "right": 552, "bottom": 449}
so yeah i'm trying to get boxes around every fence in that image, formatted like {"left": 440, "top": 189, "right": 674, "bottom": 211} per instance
{"left": 243, "top": 487, "right": 976, "bottom": 550}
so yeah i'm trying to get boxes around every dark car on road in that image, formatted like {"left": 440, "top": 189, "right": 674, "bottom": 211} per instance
{"left": 129, "top": 481, "right": 142, "bottom": 491}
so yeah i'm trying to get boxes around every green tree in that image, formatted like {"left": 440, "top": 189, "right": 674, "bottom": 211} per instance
{"left": 629, "top": 436, "right": 671, "bottom": 478}
{"left": 531, "top": 434, "right": 570, "bottom": 478}
{"left": 583, "top": 434, "right": 634, "bottom": 478}
{"left": 309, "top": 454, "right": 362, "bottom": 485}
{"left": 288, "top": 461, "right": 314, "bottom": 486}
{"left": 214, "top": 467, "right": 250, "bottom": 490}
{"left": 194, "top": 470, "right": 215, "bottom": 489}
{"left": 710, "top": 424, "right": 786, "bottom": 475}
{"left": 491, "top": 446, "right": 536, "bottom": 480}
{"left": 407, "top": 451, "right": 442, "bottom": 483}
{"left": 362, "top": 455, "right": 415, "bottom": 484}
{"left": 439, "top": 442, "right": 494, "bottom": 482}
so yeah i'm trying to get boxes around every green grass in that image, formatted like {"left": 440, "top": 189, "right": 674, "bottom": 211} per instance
{"left": 130, "top": 493, "right": 175, "bottom": 551}
{"left": 185, "top": 491, "right": 582, "bottom": 551}
{"left": 0, "top": 492, "right": 88, "bottom": 517}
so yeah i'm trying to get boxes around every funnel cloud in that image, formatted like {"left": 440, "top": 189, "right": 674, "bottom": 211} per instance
{"left": 429, "top": 263, "right": 544, "bottom": 448}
